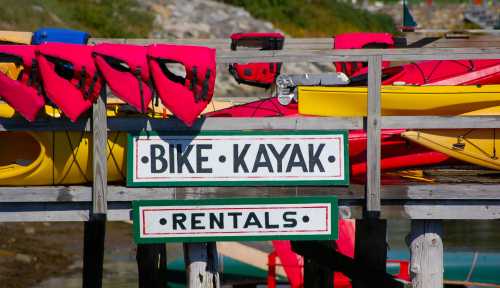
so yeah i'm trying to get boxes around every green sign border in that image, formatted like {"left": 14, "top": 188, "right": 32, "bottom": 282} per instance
{"left": 133, "top": 196, "right": 338, "bottom": 244}
{"left": 127, "top": 130, "right": 349, "bottom": 187}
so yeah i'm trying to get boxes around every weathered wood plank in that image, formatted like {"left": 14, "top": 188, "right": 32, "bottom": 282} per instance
{"left": 382, "top": 116, "right": 500, "bottom": 129}
{"left": 366, "top": 55, "right": 382, "bottom": 214}
{"left": 407, "top": 220, "right": 444, "bottom": 288}
{"left": 184, "top": 242, "right": 220, "bottom": 288}
{"left": 1, "top": 184, "right": 500, "bottom": 202}
{"left": 0, "top": 200, "right": 500, "bottom": 221}
{"left": 92, "top": 87, "right": 108, "bottom": 215}
{"left": 0, "top": 117, "right": 364, "bottom": 131}
{"left": 2, "top": 115, "right": 499, "bottom": 132}
{"left": 214, "top": 48, "right": 500, "bottom": 64}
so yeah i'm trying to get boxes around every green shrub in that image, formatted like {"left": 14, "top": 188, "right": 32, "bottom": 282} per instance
{"left": 0, "top": 0, "right": 154, "bottom": 38}
{"left": 221, "top": 0, "right": 397, "bottom": 36}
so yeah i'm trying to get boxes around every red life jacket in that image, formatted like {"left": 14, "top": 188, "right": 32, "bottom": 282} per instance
{"left": 93, "top": 44, "right": 152, "bottom": 113}
{"left": 37, "top": 43, "right": 103, "bottom": 121}
{"left": 333, "top": 32, "right": 394, "bottom": 77}
{"left": 229, "top": 32, "right": 284, "bottom": 88}
{"left": 148, "top": 44, "right": 216, "bottom": 126}
{"left": 0, "top": 45, "right": 44, "bottom": 121}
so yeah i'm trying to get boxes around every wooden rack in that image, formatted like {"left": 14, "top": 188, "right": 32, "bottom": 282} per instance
{"left": 0, "top": 39, "right": 499, "bottom": 288}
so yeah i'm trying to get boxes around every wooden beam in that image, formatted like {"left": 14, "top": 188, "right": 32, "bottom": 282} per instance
{"left": 3, "top": 114, "right": 499, "bottom": 132}
{"left": 83, "top": 83, "right": 108, "bottom": 288}
{"left": 213, "top": 48, "right": 500, "bottom": 63}
{"left": 3, "top": 184, "right": 500, "bottom": 202}
{"left": 184, "top": 242, "right": 220, "bottom": 288}
{"left": 352, "top": 219, "right": 392, "bottom": 288}
{"left": 82, "top": 217, "right": 106, "bottom": 288}
{"left": 92, "top": 87, "right": 108, "bottom": 215}
{"left": 382, "top": 116, "right": 500, "bottom": 129}
{"left": 407, "top": 220, "right": 444, "bottom": 288}
{"left": 0, "top": 200, "right": 500, "bottom": 221}
{"left": 137, "top": 244, "right": 167, "bottom": 288}
{"left": 366, "top": 55, "right": 382, "bottom": 215}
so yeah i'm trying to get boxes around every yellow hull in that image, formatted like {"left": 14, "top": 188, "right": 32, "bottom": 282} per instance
{"left": 0, "top": 100, "right": 232, "bottom": 186}
{"left": 401, "top": 129, "right": 500, "bottom": 170}
{"left": 0, "top": 30, "right": 32, "bottom": 44}
{"left": 298, "top": 85, "right": 500, "bottom": 116}
{"left": 0, "top": 30, "right": 33, "bottom": 80}
{"left": 0, "top": 131, "right": 127, "bottom": 185}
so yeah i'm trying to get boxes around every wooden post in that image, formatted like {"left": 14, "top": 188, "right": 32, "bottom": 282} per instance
{"left": 184, "top": 242, "right": 220, "bottom": 288}
{"left": 352, "top": 219, "right": 389, "bottom": 288}
{"left": 366, "top": 55, "right": 382, "bottom": 217}
{"left": 303, "top": 258, "right": 333, "bottom": 288}
{"left": 137, "top": 244, "right": 167, "bottom": 288}
{"left": 407, "top": 220, "right": 444, "bottom": 288}
{"left": 351, "top": 55, "right": 388, "bottom": 288}
{"left": 82, "top": 216, "right": 106, "bottom": 288}
{"left": 83, "top": 86, "right": 108, "bottom": 288}
{"left": 291, "top": 240, "right": 402, "bottom": 288}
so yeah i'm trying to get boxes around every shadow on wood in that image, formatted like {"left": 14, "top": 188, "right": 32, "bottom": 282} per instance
{"left": 292, "top": 238, "right": 403, "bottom": 287}
{"left": 136, "top": 243, "right": 167, "bottom": 288}
{"left": 82, "top": 215, "right": 106, "bottom": 288}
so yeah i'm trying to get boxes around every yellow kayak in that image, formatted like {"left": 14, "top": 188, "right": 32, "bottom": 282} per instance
{"left": 0, "top": 131, "right": 127, "bottom": 185}
{"left": 0, "top": 31, "right": 33, "bottom": 81}
{"left": 0, "top": 30, "right": 32, "bottom": 44}
{"left": 401, "top": 129, "right": 500, "bottom": 170}
{"left": 0, "top": 100, "right": 233, "bottom": 186}
{"left": 298, "top": 85, "right": 500, "bottom": 116}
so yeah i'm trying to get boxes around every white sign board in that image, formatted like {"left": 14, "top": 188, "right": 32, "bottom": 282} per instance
{"left": 127, "top": 131, "right": 349, "bottom": 186}
{"left": 133, "top": 197, "right": 338, "bottom": 243}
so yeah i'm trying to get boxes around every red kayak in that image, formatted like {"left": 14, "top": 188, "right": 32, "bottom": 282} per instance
{"left": 205, "top": 98, "right": 454, "bottom": 178}
{"left": 330, "top": 33, "right": 500, "bottom": 86}
{"left": 350, "top": 59, "right": 500, "bottom": 86}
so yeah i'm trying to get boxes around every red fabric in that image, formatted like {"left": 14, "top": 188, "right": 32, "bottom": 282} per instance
{"left": 232, "top": 62, "right": 279, "bottom": 86}
{"left": 0, "top": 45, "right": 44, "bottom": 121}
{"left": 207, "top": 100, "right": 454, "bottom": 176}
{"left": 205, "top": 97, "right": 298, "bottom": 117}
{"left": 148, "top": 44, "right": 216, "bottom": 126}
{"left": 271, "top": 219, "right": 355, "bottom": 287}
{"left": 382, "top": 59, "right": 500, "bottom": 85}
{"left": 271, "top": 241, "right": 303, "bottom": 288}
{"left": 350, "top": 59, "right": 500, "bottom": 85}
{"left": 230, "top": 32, "right": 284, "bottom": 41}
{"left": 230, "top": 32, "right": 284, "bottom": 88}
{"left": 37, "top": 43, "right": 102, "bottom": 122}
{"left": 334, "top": 33, "right": 394, "bottom": 77}
{"left": 93, "top": 44, "right": 152, "bottom": 112}
{"left": 334, "top": 32, "right": 394, "bottom": 49}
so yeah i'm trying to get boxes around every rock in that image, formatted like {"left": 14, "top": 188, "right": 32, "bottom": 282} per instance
{"left": 137, "top": 0, "right": 330, "bottom": 98}
{"left": 15, "top": 253, "right": 33, "bottom": 264}
{"left": 24, "top": 226, "right": 36, "bottom": 235}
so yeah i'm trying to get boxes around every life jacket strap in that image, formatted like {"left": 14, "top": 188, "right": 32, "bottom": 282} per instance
{"left": 134, "top": 67, "right": 146, "bottom": 113}
{"left": 28, "top": 59, "right": 38, "bottom": 87}
{"left": 190, "top": 66, "right": 198, "bottom": 101}
{"left": 199, "top": 68, "right": 211, "bottom": 102}
{"left": 77, "top": 66, "right": 86, "bottom": 90}
{"left": 85, "top": 69, "right": 101, "bottom": 100}
{"left": 148, "top": 78, "right": 159, "bottom": 107}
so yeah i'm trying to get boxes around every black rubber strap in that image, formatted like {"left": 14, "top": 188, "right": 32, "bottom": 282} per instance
{"left": 85, "top": 69, "right": 101, "bottom": 100}
{"left": 134, "top": 67, "right": 145, "bottom": 113}
{"left": 190, "top": 66, "right": 198, "bottom": 101}
{"left": 77, "top": 66, "right": 86, "bottom": 90}
{"left": 28, "top": 59, "right": 38, "bottom": 86}
{"left": 199, "top": 68, "right": 211, "bottom": 101}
